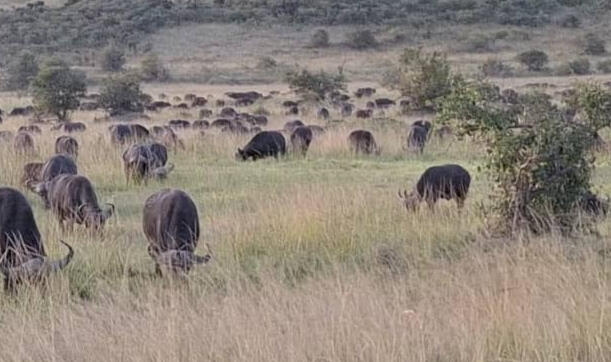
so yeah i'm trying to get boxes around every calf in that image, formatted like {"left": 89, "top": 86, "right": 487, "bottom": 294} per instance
{"left": 143, "top": 189, "right": 211, "bottom": 275}
{"left": 398, "top": 164, "right": 471, "bottom": 210}
{"left": 236, "top": 131, "right": 286, "bottom": 161}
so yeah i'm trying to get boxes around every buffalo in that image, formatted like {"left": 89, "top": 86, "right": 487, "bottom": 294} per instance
{"left": 21, "top": 162, "right": 43, "bottom": 186}
{"left": 52, "top": 122, "right": 86, "bottom": 133}
{"left": 220, "top": 107, "right": 239, "bottom": 118}
{"left": 341, "top": 104, "right": 354, "bottom": 117}
{"left": 375, "top": 98, "right": 396, "bottom": 108}
{"left": 290, "top": 126, "right": 314, "bottom": 156}
{"left": 407, "top": 123, "right": 430, "bottom": 154}
{"left": 284, "top": 120, "right": 305, "bottom": 133}
{"left": 35, "top": 175, "right": 114, "bottom": 231}
{"left": 211, "top": 119, "right": 233, "bottom": 129}
{"left": 168, "top": 120, "right": 191, "bottom": 129}
{"left": 13, "top": 132, "right": 35, "bottom": 154}
{"left": 236, "top": 131, "right": 286, "bottom": 161}
{"left": 348, "top": 130, "right": 378, "bottom": 155}
{"left": 199, "top": 109, "right": 213, "bottom": 118}
{"left": 355, "top": 87, "right": 376, "bottom": 98}
{"left": 31, "top": 154, "right": 79, "bottom": 208}
{"left": 0, "top": 188, "right": 73, "bottom": 291}
{"left": 308, "top": 125, "right": 325, "bottom": 137}
{"left": 193, "top": 120, "right": 210, "bottom": 129}
{"left": 355, "top": 109, "right": 373, "bottom": 119}
{"left": 55, "top": 135, "right": 79, "bottom": 159}
{"left": 192, "top": 97, "right": 208, "bottom": 107}
{"left": 398, "top": 164, "right": 471, "bottom": 210}
{"left": 18, "top": 125, "right": 41, "bottom": 134}
{"left": 109, "top": 124, "right": 150, "bottom": 145}
{"left": 317, "top": 108, "right": 330, "bottom": 120}
{"left": 122, "top": 143, "right": 174, "bottom": 183}
{"left": 143, "top": 189, "right": 211, "bottom": 275}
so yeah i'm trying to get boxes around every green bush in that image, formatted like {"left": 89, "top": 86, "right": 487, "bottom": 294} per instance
{"left": 310, "top": 29, "right": 330, "bottom": 48}
{"left": 568, "top": 58, "right": 591, "bottom": 75}
{"left": 480, "top": 58, "right": 514, "bottom": 78}
{"left": 516, "top": 50, "right": 549, "bottom": 71}
{"left": 99, "top": 73, "right": 147, "bottom": 115}
{"left": 98, "top": 45, "right": 126, "bottom": 72}
{"left": 1, "top": 51, "right": 39, "bottom": 91}
{"left": 31, "top": 58, "right": 86, "bottom": 121}
{"left": 345, "top": 30, "right": 377, "bottom": 50}
{"left": 286, "top": 69, "right": 346, "bottom": 101}
{"left": 439, "top": 80, "right": 611, "bottom": 234}
{"left": 584, "top": 33, "right": 606, "bottom": 55}
{"left": 597, "top": 60, "right": 611, "bottom": 73}
{"left": 385, "top": 48, "right": 453, "bottom": 109}
{"left": 139, "top": 54, "right": 169, "bottom": 82}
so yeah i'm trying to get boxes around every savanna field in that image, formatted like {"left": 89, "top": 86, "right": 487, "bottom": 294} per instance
{"left": 2, "top": 0, "right": 611, "bottom": 360}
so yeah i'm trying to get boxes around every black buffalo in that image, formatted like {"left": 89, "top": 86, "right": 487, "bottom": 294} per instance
{"left": 143, "top": 189, "right": 211, "bottom": 275}
{"left": 13, "top": 132, "right": 35, "bottom": 154}
{"left": 348, "top": 130, "right": 378, "bottom": 155}
{"left": 122, "top": 143, "right": 174, "bottom": 183}
{"left": 236, "top": 131, "right": 286, "bottom": 161}
{"left": 290, "top": 126, "right": 313, "bottom": 156}
{"left": 399, "top": 164, "right": 471, "bottom": 210}
{"left": 55, "top": 135, "right": 79, "bottom": 159}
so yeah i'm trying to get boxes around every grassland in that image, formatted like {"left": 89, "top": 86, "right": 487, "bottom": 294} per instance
{"left": 1, "top": 77, "right": 611, "bottom": 360}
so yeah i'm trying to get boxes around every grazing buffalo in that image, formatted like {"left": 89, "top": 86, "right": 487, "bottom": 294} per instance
{"left": 168, "top": 120, "right": 191, "bottom": 129}
{"left": 317, "top": 108, "right": 330, "bottom": 120}
{"left": 211, "top": 119, "right": 232, "bottom": 129}
{"left": 290, "top": 126, "right": 313, "bottom": 156}
{"left": 221, "top": 121, "right": 249, "bottom": 135}
{"left": 226, "top": 91, "right": 263, "bottom": 106}
{"left": 355, "top": 87, "right": 376, "bottom": 98}
{"left": 341, "top": 103, "right": 354, "bottom": 117}
{"left": 122, "top": 143, "right": 174, "bottom": 183}
{"left": 356, "top": 109, "right": 373, "bottom": 119}
{"left": 398, "top": 164, "right": 471, "bottom": 211}
{"left": 366, "top": 101, "right": 376, "bottom": 109}
{"left": 184, "top": 94, "right": 196, "bottom": 102}
{"left": 192, "top": 97, "right": 208, "bottom": 107}
{"left": 199, "top": 109, "right": 213, "bottom": 118}
{"left": 252, "top": 115, "right": 268, "bottom": 126}
{"left": 150, "top": 101, "right": 172, "bottom": 110}
{"left": 173, "top": 103, "right": 189, "bottom": 110}
{"left": 193, "top": 120, "right": 210, "bottom": 129}
{"left": 220, "top": 107, "right": 239, "bottom": 118}
{"left": 153, "top": 127, "right": 184, "bottom": 150}
{"left": 375, "top": 98, "right": 396, "bottom": 108}
{"left": 9, "top": 106, "right": 34, "bottom": 117}
{"left": 286, "top": 106, "right": 299, "bottom": 116}
{"left": 308, "top": 125, "right": 325, "bottom": 137}
{"left": 21, "top": 162, "right": 43, "bottom": 186}
{"left": 35, "top": 175, "right": 114, "bottom": 231}
{"left": 0, "top": 188, "right": 73, "bottom": 291}
{"left": 13, "top": 132, "right": 35, "bottom": 154}
{"left": 284, "top": 120, "right": 305, "bottom": 133}
{"left": 55, "top": 135, "right": 79, "bottom": 159}
{"left": 18, "top": 125, "right": 41, "bottom": 134}
{"left": 348, "top": 130, "right": 378, "bottom": 155}
{"left": 407, "top": 124, "right": 430, "bottom": 154}
{"left": 236, "top": 131, "right": 286, "bottom": 161}
{"left": 216, "top": 99, "right": 226, "bottom": 107}
{"left": 282, "top": 100, "right": 299, "bottom": 108}
{"left": 143, "top": 189, "right": 211, "bottom": 275}
{"left": 109, "top": 124, "right": 150, "bottom": 145}
{"left": 59, "top": 122, "right": 87, "bottom": 133}
{"left": 32, "top": 154, "right": 79, "bottom": 207}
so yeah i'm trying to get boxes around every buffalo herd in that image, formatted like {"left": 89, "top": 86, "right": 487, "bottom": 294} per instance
{"left": 0, "top": 86, "right": 472, "bottom": 292}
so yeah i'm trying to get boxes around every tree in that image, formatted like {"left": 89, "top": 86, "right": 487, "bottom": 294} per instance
{"left": 99, "top": 73, "right": 147, "bottom": 115}
{"left": 31, "top": 58, "right": 86, "bottom": 121}
{"left": 516, "top": 50, "right": 549, "bottom": 71}
{"left": 1, "top": 51, "right": 39, "bottom": 91}
{"left": 439, "top": 79, "right": 611, "bottom": 234}
{"left": 286, "top": 69, "right": 346, "bottom": 101}
{"left": 99, "top": 44, "right": 126, "bottom": 72}
{"left": 385, "top": 48, "right": 453, "bottom": 109}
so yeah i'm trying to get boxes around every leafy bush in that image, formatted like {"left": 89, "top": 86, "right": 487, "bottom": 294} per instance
{"left": 439, "top": 79, "right": 611, "bottom": 234}
{"left": 286, "top": 69, "right": 346, "bottom": 101}
{"left": 516, "top": 50, "right": 549, "bottom": 71}
{"left": 99, "top": 73, "right": 147, "bottom": 115}
{"left": 345, "top": 30, "right": 377, "bottom": 50}
{"left": 98, "top": 45, "right": 126, "bottom": 72}
{"left": 597, "top": 60, "right": 611, "bottom": 73}
{"left": 31, "top": 58, "right": 86, "bottom": 121}
{"left": 568, "top": 58, "right": 591, "bottom": 75}
{"left": 1, "top": 51, "right": 39, "bottom": 91}
{"left": 584, "top": 33, "right": 606, "bottom": 55}
{"left": 310, "top": 29, "right": 330, "bottom": 48}
{"left": 385, "top": 48, "right": 453, "bottom": 109}
{"left": 139, "top": 54, "right": 169, "bottom": 82}
{"left": 480, "top": 58, "right": 514, "bottom": 78}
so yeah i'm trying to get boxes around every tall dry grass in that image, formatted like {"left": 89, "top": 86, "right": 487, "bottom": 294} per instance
{"left": 0, "top": 86, "right": 610, "bottom": 361}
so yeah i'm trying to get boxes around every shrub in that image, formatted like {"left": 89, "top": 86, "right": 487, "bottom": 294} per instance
{"left": 439, "top": 80, "right": 611, "bottom": 234}
{"left": 597, "top": 59, "right": 611, "bottom": 73}
{"left": 516, "top": 50, "right": 549, "bottom": 71}
{"left": 568, "top": 58, "right": 591, "bottom": 75}
{"left": 31, "top": 58, "right": 86, "bottom": 121}
{"left": 584, "top": 33, "right": 606, "bottom": 55}
{"left": 345, "top": 30, "right": 377, "bottom": 50}
{"left": 559, "top": 14, "right": 580, "bottom": 28}
{"left": 554, "top": 63, "right": 573, "bottom": 76}
{"left": 286, "top": 69, "right": 346, "bottom": 101}
{"left": 480, "top": 58, "right": 514, "bottom": 78}
{"left": 310, "top": 29, "right": 330, "bottom": 48}
{"left": 98, "top": 45, "right": 126, "bottom": 72}
{"left": 99, "top": 73, "right": 147, "bottom": 115}
{"left": 139, "top": 54, "right": 169, "bottom": 82}
{"left": 1, "top": 51, "right": 39, "bottom": 91}
{"left": 385, "top": 48, "right": 453, "bottom": 109}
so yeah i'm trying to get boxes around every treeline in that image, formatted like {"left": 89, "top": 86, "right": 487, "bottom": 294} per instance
{"left": 0, "top": 0, "right": 608, "bottom": 65}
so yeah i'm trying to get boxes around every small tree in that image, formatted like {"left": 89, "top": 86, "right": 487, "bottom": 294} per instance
{"left": 98, "top": 45, "right": 126, "bottom": 72}
{"left": 286, "top": 69, "right": 346, "bottom": 101}
{"left": 310, "top": 29, "right": 330, "bottom": 48}
{"left": 516, "top": 50, "right": 549, "bottom": 71}
{"left": 139, "top": 54, "right": 169, "bottom": 82}
{"left": 345, "top": 30, "right": 377, "bottom": 50}
{"left": 584, "top": 33, "right": 606, "bottom": 55}
{"left": 385, "top": 48, "right": 453, "bottom": 109}
{"left": 31, "top": 58, "right": 86, "bottom": 121}
{"left": 2, "top": 51, "right": 39, "bottom": 91}
{"left": 99, "top": 73, "right": 147, "bottom": 115}
{"left": 568, "top": 58, "right": 591, "bottom": 75}
{"left": 439, "top": 79, "right": 611, "bottom": 234}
